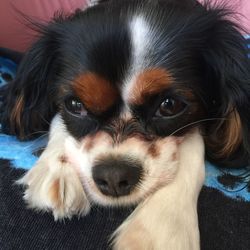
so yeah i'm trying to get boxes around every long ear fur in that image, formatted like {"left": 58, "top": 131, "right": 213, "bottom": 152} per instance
{"left": 202, "top": 6, "right": 250, "bottom": 168}
{"left": 0, "top": 30, "right": 58, "bottom": 140}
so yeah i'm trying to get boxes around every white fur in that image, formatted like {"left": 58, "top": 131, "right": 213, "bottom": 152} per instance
{"left": 113, "top": 130, "right": 205, "bottom": 250}
{"left": 130, "top": 15, "right": 151, "bottom": 71}
{"left": 17, "top": 114, "right": 90, "bottom": 220}
{"left": 123, "top": 15, "right": 152, "bottom": 102}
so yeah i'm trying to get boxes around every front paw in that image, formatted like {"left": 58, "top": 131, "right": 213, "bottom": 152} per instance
{"left": 112, "top": 188, "right": 200, "bottom": 250}
{"left": 112, "top": 217, "right": 153, "bottom": 250}
{"left": 17, "top": 158, "right": 90, "bottom": 220}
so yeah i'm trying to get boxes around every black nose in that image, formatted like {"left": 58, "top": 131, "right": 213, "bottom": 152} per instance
{"left": 92, "top": 156, "right": 143, "bottom": 197}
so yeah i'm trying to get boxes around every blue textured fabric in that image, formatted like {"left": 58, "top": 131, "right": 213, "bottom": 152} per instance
{"left": 0, "top": 134, "right": 47, "bottom": 169}
{"left": 0, "top": 57, "right": 17, "bottom": 88}
{"left": 0, "top": 41, "right": 250, "bottom": 202}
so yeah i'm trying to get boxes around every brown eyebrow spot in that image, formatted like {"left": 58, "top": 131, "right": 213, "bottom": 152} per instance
{"left": 72, "top": 72, "right": 119, "bottom": 114}
{"left": 128, "top": 68, "right": 173, "bottom": 105}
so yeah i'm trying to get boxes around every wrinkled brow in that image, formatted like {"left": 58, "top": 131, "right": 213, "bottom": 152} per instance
{"left": 127, "top": 68, "right": 173, "bottom": 105}
{"left": 72, "top": 72, "right": 119, "bottom": 114}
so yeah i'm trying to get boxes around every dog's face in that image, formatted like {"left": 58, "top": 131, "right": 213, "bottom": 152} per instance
{"left": 61, "top": 114, "right": 181, "bottom": 205}
{"left": 1, "top": 0, "right": 250, "bottom": 204}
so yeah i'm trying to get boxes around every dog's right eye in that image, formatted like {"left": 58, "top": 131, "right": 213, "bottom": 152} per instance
{"left": 64, "top": 97, "right": 87, "bottom": 117}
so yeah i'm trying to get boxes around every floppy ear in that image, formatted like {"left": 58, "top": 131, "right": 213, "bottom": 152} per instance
{"left": 0, "top": 32, "right": 58, "bottom": 140}
{"left": 202, "top": 8, "right": 250, "bottom": 167}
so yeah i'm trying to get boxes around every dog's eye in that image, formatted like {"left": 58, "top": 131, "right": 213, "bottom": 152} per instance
{"left": 65, "top": 97, "right": 87, "bottom": 117}
{"left": 155, "top": 98, "right": 186, "bottom": 117}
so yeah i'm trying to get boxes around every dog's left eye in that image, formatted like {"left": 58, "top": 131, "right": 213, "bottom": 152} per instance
{"left": 155, "top": 97, "right": 187, "bottom": 117}
{"left": 65, "top": 97, "right": 87, "bottom": 117}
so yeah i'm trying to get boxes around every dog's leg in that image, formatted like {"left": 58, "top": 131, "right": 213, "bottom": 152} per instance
{"left": 17, "top": 114, "right": 90, "bottom": 220}
{"left": 113, "top": 130, "right": 205, "bottom": 250}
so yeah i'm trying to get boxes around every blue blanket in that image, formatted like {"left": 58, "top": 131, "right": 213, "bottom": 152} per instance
{"left": 0, "top": 44, "right": 250, "bottom": 202}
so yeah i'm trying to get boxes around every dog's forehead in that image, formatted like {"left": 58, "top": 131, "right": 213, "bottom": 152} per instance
{"left": 70, "top": 12, "right": 173, "bottom": 113}
{"left": 122, "top": 14, "right": 173, "bottom": 104}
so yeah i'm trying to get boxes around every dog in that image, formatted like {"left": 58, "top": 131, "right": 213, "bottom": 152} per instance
{"left": 0, "top": 0, "right": 250, "bottom": 249}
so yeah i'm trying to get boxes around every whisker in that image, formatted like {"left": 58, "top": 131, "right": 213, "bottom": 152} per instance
{"left": 20, "top": 134, "right": 48, "bottom": 150}
{"left": 38, "top": 114, "right": 51, "bottom": 126}
{"left": 26, "top": 131, "right": 49, "bottom": 136}
{"left": 169, "top": 117, "right": 228, "bottom": 136}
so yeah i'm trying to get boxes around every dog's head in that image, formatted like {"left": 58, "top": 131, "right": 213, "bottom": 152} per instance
{"left": 1, "top": 0, "right": 250, "bottom": 204}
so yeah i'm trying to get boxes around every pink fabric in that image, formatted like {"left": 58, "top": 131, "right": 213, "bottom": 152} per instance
{"left": 0, "top": 0, "right": 249, "bottom": 52}
{"left": 199, "top": 0, "right": 250, "bottom": 33}
{"left": 0, "top": 0, "right": 87, "bottom": 52}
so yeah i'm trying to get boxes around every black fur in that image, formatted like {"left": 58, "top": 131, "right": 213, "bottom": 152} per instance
{"left": 0, "top": 31, "right": 59, "bottom": 138}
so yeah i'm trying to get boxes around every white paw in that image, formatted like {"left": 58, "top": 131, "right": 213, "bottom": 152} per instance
{"left": 113, "top": 217, "right": 153, "bottom": 250}
{"left": 112, "top": 201, "right": 199, "bottom": 250}
{"left": 17, "top": 157, "right": 90, "bottom": 220}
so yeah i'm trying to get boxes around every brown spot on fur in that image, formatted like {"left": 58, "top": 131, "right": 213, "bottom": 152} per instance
{"left": 59, "top": 155, "right": 68, "bottom": 164}
{"left": 172, "top": 152, "right": 177, "bottom": 161}
{"left": 10, "top": 95, "right": 24, "bottom": 135}
{"left": 83, "top": 135, "right": 95, "bottom": 152}
{"left": 148, "top": 143, "right": 160, "bottom": 158}
{"left": 49, "top": 179, "right": 61, "bottom": 208}
{"left": 128, "top": 68, "right": 173, "bottom": 105}
{"left": 72, "top": 72, "right": 118, "bottom": 114}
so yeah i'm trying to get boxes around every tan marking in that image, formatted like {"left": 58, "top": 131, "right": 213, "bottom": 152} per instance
{"left": 72, "top": 72, "right": 118, "bottom": 113}
{"left": 59, "top": 155, "right": 68, "bottom": 164}
{"left": 83, "top": 137, "right": 95, "bottom": 152}
{"left": 10, "top": 95, "right": 24, "bottom": 135}
{"left": 128, "top": 68, "right": 173, "bottom": 105}
{"left": 219, "top": 110, "right": 242, "bottom": 157}
{"left": 49, "top": 179, "right": 61, "bottom": 208}
{"left": 147, "top": 143, "right": 160, "bottom": 158}
{"left": 172, "top": 152, "right": 177, "bottom": 161}
{"left": 206, "top": 109, "right": 242, "bottom": 159}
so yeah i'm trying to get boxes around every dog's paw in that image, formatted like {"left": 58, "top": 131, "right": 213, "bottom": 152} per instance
{"left": 17, "top": 157, "right": 90, "bottom": 220}
{"left": 112, "top": 217, "right": 153, "bottom": 250}
{"left": 112, "top": 184, "right": 201, "bottom": 250}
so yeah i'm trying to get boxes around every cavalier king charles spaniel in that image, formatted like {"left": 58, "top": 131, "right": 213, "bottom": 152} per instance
{"left": 1, "top": 0, "right": 250, "bottom": 249}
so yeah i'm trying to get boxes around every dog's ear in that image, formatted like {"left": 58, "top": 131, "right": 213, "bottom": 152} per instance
{"left": 202, "top": 8, "right": 250, "bottom": 167}
{"left": 0, "top": 31, "right": 58, "bottom": 140}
